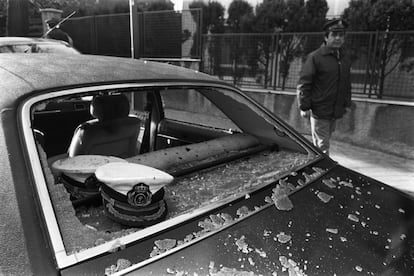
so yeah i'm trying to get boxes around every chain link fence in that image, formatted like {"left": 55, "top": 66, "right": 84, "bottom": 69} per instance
{"left": 62, "top": 13, "right": 130, "bottom": 57}
{"left": 63, "top": 9, "right": 201, "bottom": 59}
{"left": 201, "top": 31, "right": 414, "bottom": 100}
{"left": 138, "top": 9, "right": 201, "bottom": 58}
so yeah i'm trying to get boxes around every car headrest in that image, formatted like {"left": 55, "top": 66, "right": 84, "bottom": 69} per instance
{"left": 90, "top": 94, "right": 130, "bottom": 121}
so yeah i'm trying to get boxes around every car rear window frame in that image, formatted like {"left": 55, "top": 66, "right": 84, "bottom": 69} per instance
{"left": 18, "top": 82, "right": 268, "bottom": 269}
{"left": 21, "top": 81, "right": 307, "bottom": 269}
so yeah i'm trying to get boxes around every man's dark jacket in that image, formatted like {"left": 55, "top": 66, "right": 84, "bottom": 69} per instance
{"left": 297, "top": 45, "right": 352, "bottom": 119}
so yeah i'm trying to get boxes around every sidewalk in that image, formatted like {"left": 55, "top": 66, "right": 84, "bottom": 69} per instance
{"left": 166, "top": 109, "right": 414, "bottom": 196}
{"left": 328, "top": 139, "right": 414, "bottom": 197}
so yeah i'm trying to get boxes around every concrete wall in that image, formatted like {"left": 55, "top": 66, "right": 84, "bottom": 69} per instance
{"left": 244, "top": 90, "right": 414, "bottom": 160}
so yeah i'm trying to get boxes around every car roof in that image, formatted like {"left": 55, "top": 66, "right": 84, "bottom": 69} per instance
{"left": 0, "top": 53, "right": 228, "bottom": 108}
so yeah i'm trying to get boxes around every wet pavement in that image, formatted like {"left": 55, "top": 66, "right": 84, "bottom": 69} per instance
{"left": 328, "top": 139, "right": 414, "bottom": 197}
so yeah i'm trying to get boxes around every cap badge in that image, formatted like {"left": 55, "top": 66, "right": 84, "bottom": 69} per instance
{"left": 127, "top": 183, "right": 153, "bottom": 207}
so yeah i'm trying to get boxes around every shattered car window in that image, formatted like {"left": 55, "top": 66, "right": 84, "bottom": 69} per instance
{"left": 161, "top": 88, "right": 241, "bottom": 132}
{"left": 29, "top": 85, "right": 314, "bottom": 267}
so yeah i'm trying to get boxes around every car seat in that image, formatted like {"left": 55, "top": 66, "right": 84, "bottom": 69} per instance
{"left": 68, "top": 94, "right": 141, "bottom": 158}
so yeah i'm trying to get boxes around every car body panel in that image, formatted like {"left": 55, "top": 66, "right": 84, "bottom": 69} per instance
{"left": 60, "top": 159, "right": 414, "bottom": 275}
{"left": 0, "top": 54, "right": 222, "bottom": 101}
{"left": 121, "top": 165, "right": 414, "bottom": 275}
{"left": 58, "top": 157, "right": 331, "bottom": 275}
{"left": 0, "top": 108, "right": 58, "bottom": 276}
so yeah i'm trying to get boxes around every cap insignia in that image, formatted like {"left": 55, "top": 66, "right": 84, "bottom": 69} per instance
{"left": 127, "top": 183, "right": 153, "bottom": 207}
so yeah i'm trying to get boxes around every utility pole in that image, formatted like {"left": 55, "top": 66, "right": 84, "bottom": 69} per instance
{"left": 129, "top": 0, "right": 139, "bottom": 59}
{"left": 6, "top": 0, "right": 29, "bottom": 36}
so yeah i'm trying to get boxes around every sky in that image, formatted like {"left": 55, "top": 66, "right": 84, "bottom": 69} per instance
{"left": 326, "top": 0, "right": 349, "bottom": 17}
{"left": 172, "top": 0, "right": 350, "bottom": 18}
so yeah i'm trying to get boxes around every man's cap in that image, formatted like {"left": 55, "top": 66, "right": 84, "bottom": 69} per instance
{"left": 323, "top": 19, "right": 348, "bottom": 32}
{"left": 95, "top": 162, "right": 174, "bottom": 195}
{"left": 46, "top": 17, "right": 60, "bottom": 27}
{"left": 52, "top": 155, "right": 127, "bottom": 182}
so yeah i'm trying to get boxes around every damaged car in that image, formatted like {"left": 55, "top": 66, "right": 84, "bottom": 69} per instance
{"left": 0, "top": 53, "right": 413, "bottom": 276}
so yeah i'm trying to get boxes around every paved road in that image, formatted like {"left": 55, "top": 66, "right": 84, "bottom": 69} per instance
{"left": 329, "top": 139, "right": 414, "bottom": 197}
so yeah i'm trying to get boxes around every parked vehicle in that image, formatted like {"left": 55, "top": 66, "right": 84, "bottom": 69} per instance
{"left": 0, "top": 53, "right": 413, "bottom": 276}
{"left": 0, "top": 37, "right": 80, "bottom": 54}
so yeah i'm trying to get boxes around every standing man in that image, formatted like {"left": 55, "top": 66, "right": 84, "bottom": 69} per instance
{"left": 44, "top": 18, "right": 73, "bottom": 46}
{"left": 296, "top": 18, "right": 352, "bottom": 155}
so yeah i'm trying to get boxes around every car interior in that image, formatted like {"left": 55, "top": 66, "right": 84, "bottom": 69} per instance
{"left": 31, "top": 86, "right": 313, "bottom": 255}
{"left": 67, "top": 94, "right": 141, "bottom": 158}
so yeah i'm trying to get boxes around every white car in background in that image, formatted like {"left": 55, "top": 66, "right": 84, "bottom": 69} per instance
{"left": 0, "top": 36, "right": 80, "bottom": 54}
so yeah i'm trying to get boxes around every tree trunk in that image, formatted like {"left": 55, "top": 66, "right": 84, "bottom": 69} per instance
{"left": 378, "top": 38, "right": 390, "bottom": 99}
{"left": 263, "top": 52, "right": 269, "bottom": 89}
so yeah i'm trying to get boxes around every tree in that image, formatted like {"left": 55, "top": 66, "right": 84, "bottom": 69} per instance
{"left": 253, "top": 0, "right": 287, "bottom": 33}
{"left": 342, "top": 0, "right": 371, "bottom": 31}
{"left": 253, "top": 0, "right": 327, "bottom": 33}
{"left": 252, "top": 0, "right": 328, "bottom": 89}
{"left": 303, "top": 0, "right": 328, "bottom": 32}
{"left": 0, "top": 0, "right": 6, "bottom": 35}
{"left": 226, "top": 0, "right": 255, "bottom": 85}
{"left": 205, "top": 1, "right": 225, "bottom": 34}
{"left": 33, "top": 0, "right": 174, "bottom": 16}
{"left": 189, "top": 1, "right": 225, "bottom": 77}
{"left": 227, "top": 0, "right": 254, "bottom": 33}
{"left": 189, "top": 0, "right": 224, "bottom": 34}
{"left": 146, "top": 1, "right": 174, "bottom": 11}
{"left": 252, "top": 0, "right": 286, "bottom": 87}
{"left": 343, "top": 0, "right": 414, "bottom": 98}
{"left": 189, "top": 1, "right": 207, "bottom": 33}
{"left": 300, "top": 0, "right": 329, "bottom": 57}
{"left": 369, "top": 0, "right": 414, "bottom": 31}
{"left": 276, "top": 0, "right": 307, "bottom": 89}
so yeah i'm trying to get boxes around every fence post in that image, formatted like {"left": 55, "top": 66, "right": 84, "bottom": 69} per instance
{"left": 198, "top": 9, "right": 203, "bottom": 63}
{"left": 368, "top": 31, "right": 380, "bottom": 98}
{"left": 91, "top": 16, "right": 97, "bottom": 54}
{"left": 129, "top": 0, "right": 139, "bottom": 59}
{"left": 194, "top": 9, "right": 202, "bottom": 71}
{"left": 272, "top": 33, "right": 280, "bottom": 90}
{"left": 362, "top": 32, "right": 373, "bottom": 96}
{"left": 269, "top": 34, "right": 275, "bottom": 89}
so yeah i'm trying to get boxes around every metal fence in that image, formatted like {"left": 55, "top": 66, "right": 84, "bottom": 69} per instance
{"left": 63, "top": 9, "right": 201, "bottom": 59}
{"left": 201, "top": 31, "right": 414, "bottom": 100}
{"left": 63, "top": 13, "right": 131, "bottom": 57}
{"left": 138, "top": 9, "right": 201, "bottom": 58}
{"left": 62, "top": 12, "right": 413, "bottom": 100}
